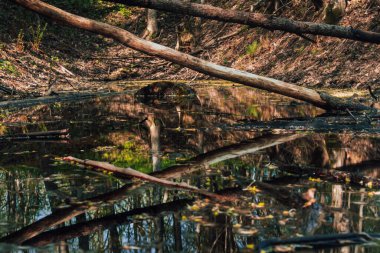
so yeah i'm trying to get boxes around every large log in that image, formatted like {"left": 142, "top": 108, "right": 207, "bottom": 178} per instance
{"left": 12, "top": 0, "right": 372, "bottom": 111}
{"left": 109, "top": 0, "right": 380, "bottom": 44}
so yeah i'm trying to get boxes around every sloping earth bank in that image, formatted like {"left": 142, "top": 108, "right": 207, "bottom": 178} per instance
{"left": 0, "top": 0, "right": 379, "bottom": 97}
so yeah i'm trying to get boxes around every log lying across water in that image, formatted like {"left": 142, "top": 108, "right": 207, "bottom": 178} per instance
{"left": 63, "top": 156, "right": 237, "bottom": 202}
{"left": 222, "top": 115, "right": 380, "bottom": 133}
{"left": 0, "top": 90, "right": 135, "bottom": 109}
{"left": 111, "top": 0, "right": 380, "bottom": 44}
{"left": 12, "top": 0, "right": 373, "bottom": 112}
{"left": 0, "top": 129, "right": 69, "bottom": 141}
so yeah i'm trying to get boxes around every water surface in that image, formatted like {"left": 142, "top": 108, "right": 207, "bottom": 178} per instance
{"left": 0, "top": 83, "right": 379, "bottom": 252}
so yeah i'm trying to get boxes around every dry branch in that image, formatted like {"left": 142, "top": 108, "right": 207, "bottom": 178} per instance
{"left": 0, "top": 129, "right": 69, "bottom": 140}
{"left": 63, "top": 156, "right": 236, "bottom": 202}
{"left": 110, "top": 0, "right": 380, "bottom": 44}
{"left": 12, "top": 0, "right": 372, "bottom": 111}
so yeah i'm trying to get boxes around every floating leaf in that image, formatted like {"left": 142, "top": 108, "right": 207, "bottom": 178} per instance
{"left": 246, "top": 244, "right": 254, "bottom": 249}
{"left": 308, "top": 177, "right": 321, "bottom": 183}
{"left": 257, "top": 202, "right": 265, "bottom": 208}
{"left": 244, "top": 186, "right": 261, "bottom": 194}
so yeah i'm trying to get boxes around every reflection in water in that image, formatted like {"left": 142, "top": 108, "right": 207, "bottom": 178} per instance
{"left": 0, "top": 83, "right": 379, "bottom": 252}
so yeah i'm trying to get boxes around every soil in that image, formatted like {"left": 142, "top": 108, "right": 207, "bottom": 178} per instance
{"left": 0, "top": 0, "right": 379, "bottom": 98}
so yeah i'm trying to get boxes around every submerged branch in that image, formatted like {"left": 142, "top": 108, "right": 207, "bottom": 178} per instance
{"left": 63, "top": 156, "right": 237, "bottom": 202}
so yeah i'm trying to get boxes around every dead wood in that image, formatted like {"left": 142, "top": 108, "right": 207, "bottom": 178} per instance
{"left": 63, "top": 156, "right": 236, "bottom": 202}
{"left": 0, "top": 129, "right": 69, "bottom": 140}
{"left": 110, "top": 0, "right": 380, "bottom": 44}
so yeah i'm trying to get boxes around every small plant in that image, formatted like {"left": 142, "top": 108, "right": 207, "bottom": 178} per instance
{"left": 16, "top": 29, "right": 25, "bottom": 52}
{"left": 246, "top": 40, "right": 260, "bottom": 57}
{"left": 0, "top": 60, "right": 18, "bottom": 76}
{"left": 117, "top": 5, "right": 132, "bottom": 18}
{"left": 29, "top": 21, "right": 47, "bottom": 51}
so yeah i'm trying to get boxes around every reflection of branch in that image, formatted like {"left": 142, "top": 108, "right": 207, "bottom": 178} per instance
{"left": 0, "top": 182, "right": 140, "bottom": 244}
{"left": 280, "top": 164, "right": 380, "bottom": 189}
{"left": 152, "top": 134, "right": 303, "bottom": 179}
{"left": 24, "top": 199, "right": 193, "bottom": 246}
{"left": 258, "top": 233, "right": 377, "bottom": 252}
{"left": 1, "top": 133, "right": 300, "bottom": 245}
{"left": 63, "top": 156, "right": 236, "bottom": 202}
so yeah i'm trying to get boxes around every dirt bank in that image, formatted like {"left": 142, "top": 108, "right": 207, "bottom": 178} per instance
{"left": 0, "top": 0, "right": 379, "bottom": 97}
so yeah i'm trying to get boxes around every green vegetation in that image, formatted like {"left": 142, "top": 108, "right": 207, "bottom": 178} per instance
{"left": 0, "top": 59, "right": 18, "bottom": 75}
{"left": 246, "top": 40, "right": 260, "bottom": 57}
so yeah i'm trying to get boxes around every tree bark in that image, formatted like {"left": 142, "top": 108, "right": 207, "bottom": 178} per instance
{"left": 141, "top": 9, "right": 158, "bottom": 40}
{"left": 62, "top": 156, "right": 237, "bottom": 201}
{"left": 12, "top": 0, "right": 373, "bottom": 112}
{"left": 108, "top": 0, "right": 380, "bottom": 44}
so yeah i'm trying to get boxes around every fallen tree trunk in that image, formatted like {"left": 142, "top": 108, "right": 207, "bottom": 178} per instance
{"left": 63, "top": 156, "right": 237, "bottom": 202}
{"left": 109, "top": 0, "right": 380, "bottom": 44}
{"left": 0, "top": 90, "right": 135, "bottom": 109}
{"left": 0, "top": 129, "right": 69, "bottom": 140}
{"left": 221, "top": 115, "right": 380, "bottom": 133}
{"left": 12, "top": 0, "right": 372, "bottom": 111}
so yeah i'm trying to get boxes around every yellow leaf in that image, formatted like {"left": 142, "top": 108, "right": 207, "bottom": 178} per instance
{"left": 189, "top": 205, "right": 200, "bottom": 211}
{"left": 367, "top": 181, "right": 373, "bottom": 189}
{"left": 308, "top": 177, "right": 321, "bottom": 183}
{"left": 181, "top": 215, "right": 187, "bottom": 221}
{"left": 244, "top": 186, "right": 261, "bottom": 194}
{"left": 257, "top": 202, "right": 265, "bottom": 207}
{"left": 246, "top": 244, "right": 254, "bottom": 249}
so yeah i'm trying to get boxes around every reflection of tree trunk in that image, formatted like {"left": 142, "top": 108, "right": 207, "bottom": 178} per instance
{"left": 154, "top": 217, "right": 164, "bottom": 253}
{"left": 197, "top": 130, "right": 204, "bottom": 153}
{"left": 146, "top": 115, "right": 162, "bottom": 172}
{"left": 77, "top": 214, "right": 90, "bottom": 251}
{"left": 209, "top": 215, "right": 235, "bottom": 253}
{"left": 142, "top": 9, "right": 158, "bottom": 40}
{"left": 311, "top": 137, "right": 330, "bottom": 169}
{"left": 109, "top": 226, "right": 121, "bottom": 253}
{"left": 173, "top": 213, "right": 182, "bottom": 252}
{"left": 332, "top": 184, "right": 350, "bottom": 233}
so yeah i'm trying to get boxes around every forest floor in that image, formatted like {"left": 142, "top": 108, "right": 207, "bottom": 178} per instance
{"left": 0, "top": 0, "right": 379, "bottom": 97}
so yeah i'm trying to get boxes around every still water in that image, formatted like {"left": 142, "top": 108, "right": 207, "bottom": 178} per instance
{"left": 0, "top": 82, "right": 379, "bottom": 252}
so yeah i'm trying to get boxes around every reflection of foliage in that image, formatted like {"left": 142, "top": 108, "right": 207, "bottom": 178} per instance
{"left": 0, "top": 124, "right": 7, "bottom": 135}
{"left": 246, "top": 104, "right": 262, "bottom": 119}
{"left": 0, "top": 165, "right": 50, "bottom": 234}
{"left": 102, "top": 141, "right": 152, "bottom": 174}
{"left": 100, "top": 141, "right": 176, "bottom": 174}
